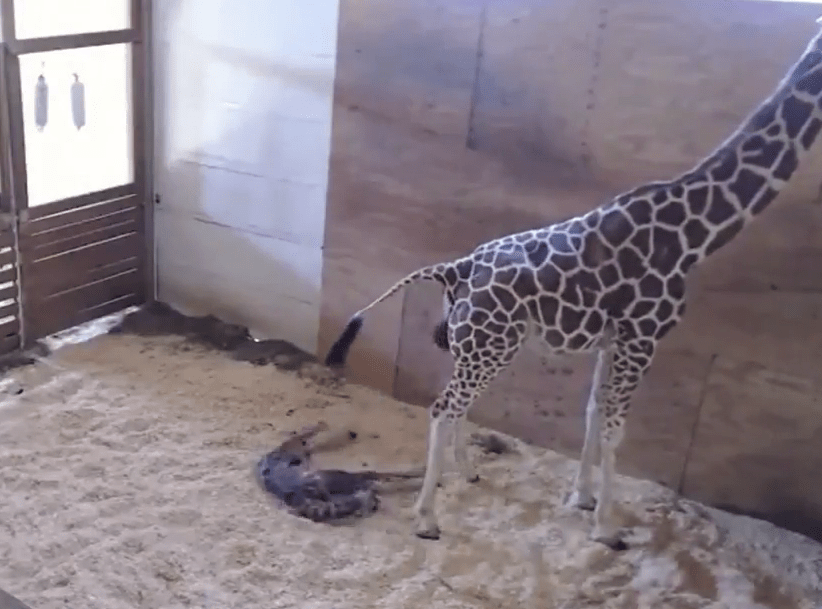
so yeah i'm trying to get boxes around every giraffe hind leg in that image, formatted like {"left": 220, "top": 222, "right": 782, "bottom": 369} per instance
{"left": 413, "top": 405, "right": 450, "bottom": 539}
{"left": 413, "top": 332, "right": 523, "bottom": 539}
{"left": 413, "top": 390, "right": 488, "bottom": 539}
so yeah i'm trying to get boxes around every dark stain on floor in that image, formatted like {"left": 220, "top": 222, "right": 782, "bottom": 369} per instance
{"left": 109, "top": 301, "right": 319, "bottom": 373}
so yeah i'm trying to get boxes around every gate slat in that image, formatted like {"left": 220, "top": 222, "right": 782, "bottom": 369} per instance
{"left": 25, "top": 205, "right": 140, "bottom": 249}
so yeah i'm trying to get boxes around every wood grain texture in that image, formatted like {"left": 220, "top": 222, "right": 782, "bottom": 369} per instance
{"left": 0, "top": 332, "right": 21, "bottom": 355}
{"left": 681, "top": 355, "right": 822, "bottom": 542}
{"left": 26, "top": 185, "right": 137, "bottom": 221}
{"left": 22, "top": 195, "right": 140, "bottom": 235}
{"left": 666, "top": 290, "right": 822, "bottom": 383}
{"left": 0, "top": 587, "right": 33, "bottom": 609}
{"left": 23, "top": 233, "right": 141, "bottom": 289}
{"left": 591, "top": 0, "right": 822, "bottom": 188}
{"left": 27, "top": 270, "right": 143, "bottom": 340}
{"left": 333, "top": 0, "right": 482, "bottom": 139}
{"left": 469, "top": 0, "right": 602, "bottom": 180}
{"left": 25, "top": 211, "right": 140, "bottom": 261}
{"left": 0, "top": 230, "right": 13, "bottom": 250}
{"left": 321, "top": 0, "right": 481, "bottom": 390}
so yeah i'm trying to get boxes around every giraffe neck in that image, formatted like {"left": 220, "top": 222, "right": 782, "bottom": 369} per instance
{"left": 661, "top": 28, "right": 822, "bottom": 266}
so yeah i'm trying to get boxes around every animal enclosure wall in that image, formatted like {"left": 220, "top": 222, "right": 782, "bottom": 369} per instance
{"left": 319, "top": 0, "right": 822, "bottom": 541}
{"left": 152, "top": 0, "right": 339, "bottom": 354}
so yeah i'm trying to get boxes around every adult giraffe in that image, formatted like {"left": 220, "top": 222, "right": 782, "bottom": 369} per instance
{"left": 325, "top": 17, "right": 822, "bottom": 549}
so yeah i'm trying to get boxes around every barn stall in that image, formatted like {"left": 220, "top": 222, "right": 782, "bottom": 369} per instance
{"left": 1, "top": 0, "right": 822, "bottom": 607}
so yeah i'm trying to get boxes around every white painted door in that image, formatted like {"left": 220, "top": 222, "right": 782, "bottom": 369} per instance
{"left": 151, "top": 0, "right": 339, "bottom": 354}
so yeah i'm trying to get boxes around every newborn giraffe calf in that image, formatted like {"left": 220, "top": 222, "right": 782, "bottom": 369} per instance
{"left": 255, "top": 422, "right": 423, "bottom": 522}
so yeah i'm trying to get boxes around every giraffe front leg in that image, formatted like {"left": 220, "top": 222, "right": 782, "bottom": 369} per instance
{"left": 412, "top": 407, "right": 450, "bottom": 539}
{"left": 592, "top": 423, "right": 627, "bottom": 551}
{"left": 451, "top": 414, "right": 479, "bottom": 484}
{"left": 567, "top": 347, "right": 612, "bottom": 511}
{"left": 567, "top": 396, "right": 599, "bottom": 511}
{"left": 589, "top": 338, "right": 655, "bottom": 551}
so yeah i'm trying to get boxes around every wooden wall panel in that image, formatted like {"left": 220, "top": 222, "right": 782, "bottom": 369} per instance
{"left": 591, "top": 0, "right": 822, "bottom": 192}
{"left": 681, "top": 356, "right": 822, "bottom": 542}
{"left": 468, "top": 0, "right": 601, "bottom": 182}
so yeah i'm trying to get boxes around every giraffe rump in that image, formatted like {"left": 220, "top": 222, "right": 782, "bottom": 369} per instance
{"left": 324, "top": 262, "right": 458, "bottom": 368}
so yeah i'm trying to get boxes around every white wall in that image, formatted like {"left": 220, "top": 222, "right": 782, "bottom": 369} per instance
{"left": 152, "top": 0, "right": 338, "bottom": 353}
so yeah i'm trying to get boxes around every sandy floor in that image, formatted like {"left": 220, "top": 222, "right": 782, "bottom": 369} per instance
{"left": 1, "top": 328, "right": 821, "bottom": 609}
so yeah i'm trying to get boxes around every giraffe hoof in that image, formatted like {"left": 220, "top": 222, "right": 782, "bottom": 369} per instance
{"left": 566, "top": 491, "right": 597, "bottom": 511}
{"left": 415, "top": 526, "right": 441, "bottom": 540}
{"left": 601, "top": 538, "right": 629, "bottom": 552}
{"left": 592, "top": 528, "right": 627, "bottom": 551}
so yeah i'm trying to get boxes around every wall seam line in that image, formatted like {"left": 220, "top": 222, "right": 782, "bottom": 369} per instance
{"left": 676, "top": 352, "right": 718, "bottom": 498}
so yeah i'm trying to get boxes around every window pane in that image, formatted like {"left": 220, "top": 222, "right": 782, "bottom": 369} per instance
{"left": 15, "top": 0, "right": 130, "bottom": 40}
{"left": 21, "top": 44, "right": 134, "bottom": 206}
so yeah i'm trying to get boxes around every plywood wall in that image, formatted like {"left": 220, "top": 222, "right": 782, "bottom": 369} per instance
{"left": 320, "top": 0, "right": 822, "bottom": 541}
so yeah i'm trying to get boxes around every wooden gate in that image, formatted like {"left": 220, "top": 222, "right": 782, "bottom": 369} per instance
{"left": 0, "top": 0, "right": 153, "bottom": 352}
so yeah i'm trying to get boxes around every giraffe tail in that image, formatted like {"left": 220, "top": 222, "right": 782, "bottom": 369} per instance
{"left": 324, "top": 263, "right": 451, "bottom": 368}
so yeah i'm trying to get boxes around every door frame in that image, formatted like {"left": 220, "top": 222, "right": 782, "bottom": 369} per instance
{"left": 0, "top": 0, "right": 154, "bottom": 348}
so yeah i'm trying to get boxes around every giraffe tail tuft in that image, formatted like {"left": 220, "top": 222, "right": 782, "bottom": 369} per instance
{"left": 432, "top": 319, "right": 450, "bottom": 351}
{"left": 323, "top": 261, "right": 457, "bottom": 368}
{"left": 324, "top": 314, "right": 364, "bottom": 367}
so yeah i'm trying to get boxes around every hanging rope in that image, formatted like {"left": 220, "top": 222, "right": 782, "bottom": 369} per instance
{"left": 34, "top": 65, "right": 48, "bottom": 131}
{"left": 71, "top": 72, "right": 85, "bottom": 130}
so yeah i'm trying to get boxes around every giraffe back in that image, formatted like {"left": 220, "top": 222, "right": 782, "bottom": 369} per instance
{"left": 445, "top": 194, "right": 688, "bottom": 359}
